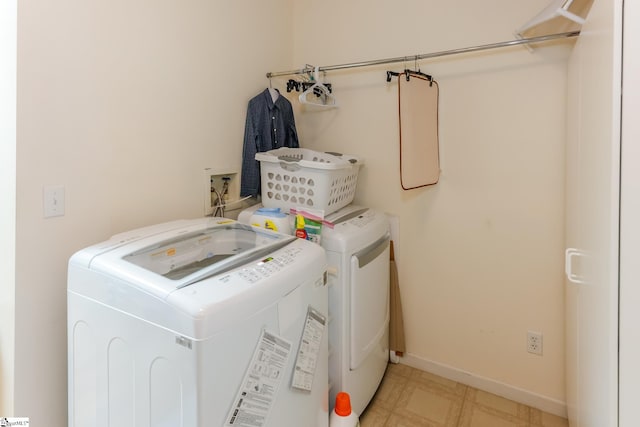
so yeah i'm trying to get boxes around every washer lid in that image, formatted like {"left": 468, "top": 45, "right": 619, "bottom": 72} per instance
{"left": 89, "top": 220, "right": 295, "bottom": 298}
{"left": 124, "top": 223, "right": 294, "bottom": 285}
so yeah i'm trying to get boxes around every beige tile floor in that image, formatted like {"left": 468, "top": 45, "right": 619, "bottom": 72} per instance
{"left": 360, "top": 363, "right": 569, "bottom": 427}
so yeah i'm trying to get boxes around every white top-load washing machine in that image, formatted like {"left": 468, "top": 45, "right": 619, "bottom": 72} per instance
{"left": 322, "top": 205, "right": 390, "bottom": 416}
{"left": 67, "top": 218, "right": 329, "bottom": 427}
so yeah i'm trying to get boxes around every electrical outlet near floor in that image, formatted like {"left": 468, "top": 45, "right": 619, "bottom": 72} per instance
{"left": 527, "top": 331, "right": 543, "bottom": 355}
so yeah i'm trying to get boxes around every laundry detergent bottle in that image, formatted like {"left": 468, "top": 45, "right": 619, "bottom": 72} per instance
{"left": 329, "top": 392, "right": 360, "bottom": 427}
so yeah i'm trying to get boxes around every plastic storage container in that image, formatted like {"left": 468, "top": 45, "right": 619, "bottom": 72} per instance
{"left": 249, "top": 207, "right": 292, "bottom": 235}
{"left": 255, "top": 148, "right": 362, "bottom": 215}
{"left": 329, "top": 392, "right": 360, "bottom": 427}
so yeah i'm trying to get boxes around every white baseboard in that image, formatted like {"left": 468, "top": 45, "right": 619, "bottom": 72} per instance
{"left": 400, "top": 353, "right": 567, "bottom": 419}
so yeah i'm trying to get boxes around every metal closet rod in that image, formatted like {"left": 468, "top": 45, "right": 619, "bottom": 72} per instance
{"left": 265, "top": 31, "right": 580, "bottom": 78}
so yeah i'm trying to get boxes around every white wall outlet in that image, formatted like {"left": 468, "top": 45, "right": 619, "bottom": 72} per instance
{"left": 43, "top": 185, "right": 65, "bottom": 218}
{"left": 527, "top": 330, "right": 543, "bottom": 355}
{"left": 203, "top": 168, "right": 239, "bottom": 217}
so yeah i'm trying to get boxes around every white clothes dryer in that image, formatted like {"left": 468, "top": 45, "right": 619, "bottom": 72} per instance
{"left": 323, "top": 205, "right": 390, "bottom": 415}
{"left": 67, "top": 218, "right": 329, "bottom": 427}
{"left": 237, "top": 203, "right": 390, "bottom": 414}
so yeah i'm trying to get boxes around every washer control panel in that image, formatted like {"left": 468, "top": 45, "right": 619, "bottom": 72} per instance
{"left": 232, "top": 246, "right": 304, "bottom": 284}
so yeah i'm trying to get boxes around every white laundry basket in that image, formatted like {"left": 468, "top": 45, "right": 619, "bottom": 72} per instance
{"left": 256, "top": 148, "right": 362, "bottom": 215}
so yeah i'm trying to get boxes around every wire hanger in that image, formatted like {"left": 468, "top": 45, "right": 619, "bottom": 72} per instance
{"left": 299, "top": 66, "right": 338, "bottom": 108}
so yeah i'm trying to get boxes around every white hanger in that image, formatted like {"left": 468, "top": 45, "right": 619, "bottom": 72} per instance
{"left": 298, "top": 66, "right": 338, "bottom": 108}
{"left": 516, "top": 0, "right": 588, "bottom": 37}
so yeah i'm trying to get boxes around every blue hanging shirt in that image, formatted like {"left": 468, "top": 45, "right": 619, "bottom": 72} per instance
{"left": 240, "top": 89, "right": 299, "bottom": 197}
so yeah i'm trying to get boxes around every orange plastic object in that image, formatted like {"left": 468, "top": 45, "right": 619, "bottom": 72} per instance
{"left": 334, "top": 392, "right": 352, "bottom": 417}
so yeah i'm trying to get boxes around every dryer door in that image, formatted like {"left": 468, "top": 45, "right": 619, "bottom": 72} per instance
{"left": 349, "top": 235, "right": 390, "bottom": 370}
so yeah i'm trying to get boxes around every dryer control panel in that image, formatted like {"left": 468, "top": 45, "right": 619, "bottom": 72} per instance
{"left": 340, "top": 209, "right": 377, "bottom": 228}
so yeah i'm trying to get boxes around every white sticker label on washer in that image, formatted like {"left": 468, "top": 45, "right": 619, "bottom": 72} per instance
{"left": 291, "top": 306, "right": 326, "bottom": 392}
{"left": 225, "top": 330, "right": 292, "bottom": 427}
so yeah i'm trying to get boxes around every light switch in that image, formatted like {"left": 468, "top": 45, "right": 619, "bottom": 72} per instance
{"left": 44, "top": 185, "right": 65, "bottom": 218}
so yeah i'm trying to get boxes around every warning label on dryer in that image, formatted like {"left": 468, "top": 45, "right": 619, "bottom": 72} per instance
{"left": 225, "top": 330, "right": 292, "bottom": 427}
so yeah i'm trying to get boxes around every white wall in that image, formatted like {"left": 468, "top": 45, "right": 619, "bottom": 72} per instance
{"left": 289, "top": 0, "right": 569, "bottom": 414}
{"left": 15, "top": 1, "right": 292, "bottom": 424}
{"left": 0, "top": 0, "right": 17, "bottom": 417}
